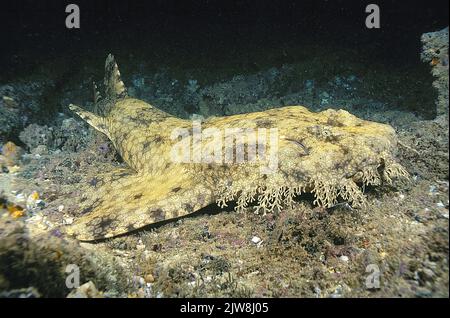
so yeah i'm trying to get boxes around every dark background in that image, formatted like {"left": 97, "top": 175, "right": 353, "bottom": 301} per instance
{"left": 0, "top": 0, "right": 448, "bottom": 80}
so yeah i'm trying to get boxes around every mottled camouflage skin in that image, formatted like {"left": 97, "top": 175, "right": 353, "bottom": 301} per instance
{"left": 67, "top": 55, "right": 408, "bottom": 241}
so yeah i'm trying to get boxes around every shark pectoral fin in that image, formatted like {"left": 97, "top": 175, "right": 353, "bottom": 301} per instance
{"left": 66, "top": 168, "right": 214, "bottom": 241}
{"left": 68, "top": 104, "right": 110, "bottom": 138}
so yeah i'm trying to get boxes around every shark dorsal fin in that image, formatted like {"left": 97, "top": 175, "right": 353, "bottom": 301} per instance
{"left": 104, "top": 54, "right": 127, "bottom": 99}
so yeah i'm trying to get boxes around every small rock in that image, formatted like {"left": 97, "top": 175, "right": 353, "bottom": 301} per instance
{"left": 67, "top": 281, "right": 103, "bottom": 298}
{"left": 144, "top": 274, "right": 155, "bottom": 283}
{"left": 251, "top": 236, "right": 261, "bottom": 244}
{"left": 428, "top": 185, "right": 437, "bottom": 195}
{"left": 313, "top": 286, "right": 322, "bottom": 297}
{"left": 15, "top": 193, "right": 25, "bottom": 202}
{"left": 418, "top": 268, "right": 435, "bottom": 282}
{"left": 339, "top": 255, "right": 349, "bottom": 262}
{"left": 1, "top": 141, "right": 23, "bottom": 166}
{"left": 63, "top": 217, "right": 74, "bottom": 225}
{"left": 7, "top": 165, "right": 20, "bottom": 173}
{"left": 31, "top": 145, "right": 48, "bottom": 155}
{"left": 2, "top": 96, "right": 19, "bottom": 108}
{"left": 58, "top": 205, "right": 65, "bottom": 212}
{"left": 136, "top": 243, "right": 146, "bottom": 250}
{"left": 424, "top": 261, "right": 437, "bottom": 270}
{"left": 415, "top": 287, "right": 432, "bottom": 298}
{"left": 188, "top": 281, "right": 196, "bottom": 287}
{"left": 330, "top": 285, "right": 344, "bottom": 298}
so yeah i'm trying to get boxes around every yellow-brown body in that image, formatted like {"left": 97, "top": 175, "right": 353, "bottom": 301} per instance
{"left": 67, "top": 55, "right": 408, "bottom": 241}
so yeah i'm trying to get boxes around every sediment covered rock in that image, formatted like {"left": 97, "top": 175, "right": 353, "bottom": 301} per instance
{"left": 421, "top": 27, "right": 449, "bottom": 117}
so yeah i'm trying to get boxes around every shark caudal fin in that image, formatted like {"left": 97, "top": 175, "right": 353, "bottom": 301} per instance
{"left": 68, "top": 54, "right": 128, "bottom": 136}
{"left": 104, "top": 53, "right": 128, "bottom": 99}
{"left": 68, "top": 104, "right": 111, "bottom": 138}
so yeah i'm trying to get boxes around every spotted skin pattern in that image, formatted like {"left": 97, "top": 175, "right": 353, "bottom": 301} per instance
{"left": 67, "top": 54, "right": 408, "bottom": 241}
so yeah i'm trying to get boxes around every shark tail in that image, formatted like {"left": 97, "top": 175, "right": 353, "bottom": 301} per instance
{"left": 104, "top": 53, "right": 128, "bottom": 99}
{"left": 68, "top": 54, "right": 127, "bottom": 136}
{"left": 68, "top": 104, "right": 110, "bottom": 138}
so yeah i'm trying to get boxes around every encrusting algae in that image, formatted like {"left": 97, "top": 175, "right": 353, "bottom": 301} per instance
{"left": 66, "top": 54, "right": 409, "bottom": 241}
